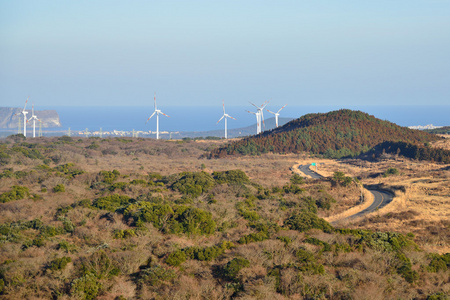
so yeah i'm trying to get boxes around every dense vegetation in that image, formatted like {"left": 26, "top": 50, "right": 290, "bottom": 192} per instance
{"left": 424, "top": 126, "right": 450, "bottom": 134}
{"left": 0, "top": 136, "right": 448, "bottom": 299}
{"left": 374, "top": 141, "right": 450, "bottom": 164}
{"left": 208, "top": 109, "right": 442, "bottom": 159}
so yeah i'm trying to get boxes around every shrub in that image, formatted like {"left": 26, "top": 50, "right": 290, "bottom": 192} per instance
{"left": 113, "top": 229, "right": 137, "bottom": 239}
{"left": 60, "top": 217, "right": 75, "bottom": 233}
{"left": 295, "top": 248, "right": 325, "bottom": 274}
{"left": 304, "top": 237, "right": 331, "bottom": 252}
{"left": 0, "top": 185, "right": 30, "bottom": 203}
{"left": 137, "top": 264, "right": 176, "bottom": 287}
{"left": 130, "top": 179, "right": 147, "bottom": 185}
{"left": 165, "top": 250, "right": 187, "bottom": 266}
{"left": 315, "top": 192, "right": 336, "bottom": 210}
{"left": 99, "top": 170, "right": 120, "bottom": 184}
{"left": 238, "top": 232, "right": 268, "bottom": 244}
{"left": 55, "top": 163, "right": 85, "bottom": 178}
{"left": 384, "top": 167, "right": 399, "bottom": 177}
{"left": 222, "top": 258, "right": 250, "bottom": 282}
{"left": 277, "top": 236, "right": 292, "bottom": 246}
{"left": 212, "top": 169, "right": 250, "bottom": 185}
{"left": 58, "top": 241, "right": 77, "bottom": 253}
{"left": 298, "top": 196, "right": 318, "bottom": 213}
{"left": 176, "top": 206, "right": 216, "bottom": 235}
{"left": 76, "top": 199, "right": 93, "bottom": 208}
{"left": 332, "top": 171, "right": 353, "bottom": 187}
{"left": 174, "top": 196, "right": 193, "bottom": 204}
{"left": 71, "top": 273, "right": 103, "bottom": 300}
{"left": 171, "top": 171, "right": 215, "bottom": 197}
{"left": 123, "top": 202, "right": 216, "bottom": 235}
{"left": 87, "top": 143, "right": 99, "bottom": 149}
{"left": 0, "top": 151, "right": 10, "bottom": 166}
{"left": 427, "top": 253, "right": 450, "bottom": 273}
{"left": 296, "top": 248, "right": 315, "bottom": 263}
{"left": 283, "top": 184, "right": 305, "bottom": 194}
{"left": 238, "top": 209, "right": 260, "bottom": 221}
{"left": 93, "top": 194, "right": 131, "bottom": 212}
{"left": 290, "top": 174, "right": 304, "bottom": 185}
{"left": 80, "top": 250, "right": 120, "bottom": 280}
{"left": 109, "top": 182, "right": 128, "bottom": 191}
{"left": 426, "top": 292, "right": 449, "bottom": 300}
{"left": 236, "top": 198, "right": 260, "bottom": 221}
{"left": 285, "top": 211, "right": 333, "bottom": 233}
{"left": 53, "top": 184, "right": 65, "bottom": 193}
{"left": 187, "top": 245, "right": 227, "bottom": 261}
{"left": 49, "top": 256, "right": 72, "bottom": 271}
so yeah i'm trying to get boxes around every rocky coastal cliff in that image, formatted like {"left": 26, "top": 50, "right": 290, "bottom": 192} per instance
{"left": 0, "top": 107, "right": 61, "bottom": 128}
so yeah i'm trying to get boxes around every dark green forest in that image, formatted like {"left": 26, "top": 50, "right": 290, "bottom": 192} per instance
{"left": 424, "top": 126, "right": 450, "bottom": 134}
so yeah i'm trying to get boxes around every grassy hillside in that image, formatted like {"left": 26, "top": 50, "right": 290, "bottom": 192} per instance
{"left": 0, "top": 136, "right": 449, "bottom": 299}
{"left": 208, "top": 109, "right": 442, "bottom": 159}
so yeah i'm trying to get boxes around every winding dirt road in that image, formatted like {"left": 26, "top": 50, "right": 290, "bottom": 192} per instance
{"left": 297, "top": 165, "right": 394, "bottom": 222}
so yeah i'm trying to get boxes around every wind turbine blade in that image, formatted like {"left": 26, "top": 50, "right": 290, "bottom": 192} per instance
{"left": 161, "top": 112, "right": 170, "bottom": 117}
{"left": 146, "top": 111, "right": 156, "bottom": 123}
{"left": 246, "top": 110, "right": 256, "bottom": 115}
{"left": 261, "top": 100, "right": 269, "bottom": 109}
{"left": 154, "top": 92, "right": 157, "bottom": 110}
{"left": 277, "top": 104, "right": 287, "bottom": 113}
{"left": 217, "top": 115, "right": 224, "bottom": 123}
{"left": 23, "top": 97, "right": 29, "bottom": 111}
{"left": 32, "top": 103, "right": 34, "bottom": 116}
{"left": 228, "top": 115, "right": 236, "bottom": 120}
{"left": 266, "top": 109, "right": 275, "bottom": 114}
{"left": 222, "top": 100, "right": 225, "bottom": 114}
{"left": 249, "top": 101, "right": 259, "bottom": 109}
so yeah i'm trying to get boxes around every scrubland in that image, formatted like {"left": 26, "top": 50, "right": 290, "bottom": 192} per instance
{"left": 0, "top": 135, "right": 448, "bottom": 299}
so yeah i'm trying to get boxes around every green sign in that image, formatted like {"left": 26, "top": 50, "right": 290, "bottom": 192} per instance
{"left": 311, "top": 163, "right": 316, "bottom": 166}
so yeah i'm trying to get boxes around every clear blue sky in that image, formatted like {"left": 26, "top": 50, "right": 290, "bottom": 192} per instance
{"left": 1, "top": 1, "right": 449, "bottom": 107}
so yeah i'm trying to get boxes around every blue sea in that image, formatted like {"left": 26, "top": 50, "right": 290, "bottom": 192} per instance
{"left": 39, "top": 105, "right": 450, "bottom": 133}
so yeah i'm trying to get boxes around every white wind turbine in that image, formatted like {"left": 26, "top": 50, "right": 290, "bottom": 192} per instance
{"left": 146, "top": 93, "right": 169, "bottom": 140}
{"left": 27, "top": 102, "right": 40, "bottom": 138}
{"left": 248, "top": 100, "right": 269, "bottom": 134}
{"left": 245, "top": 110, "right": 261, "bottom": 134}
{"left": 266, "top": 104, "right": 287, "bottom": 128}
{"left": 217, "top": 100, "right": 236, "bottom": 139}
{"left": 20, "top": 97, "right": 30, "bottom": 137}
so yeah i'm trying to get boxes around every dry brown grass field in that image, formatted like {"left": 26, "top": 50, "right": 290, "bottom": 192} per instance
{"left": 0, "top": 136, "right": 449, "bottom": 299}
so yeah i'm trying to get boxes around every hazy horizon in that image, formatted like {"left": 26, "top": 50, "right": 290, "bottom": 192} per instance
{"left": 2, "top": 104, "right": 449, "bottom": 132}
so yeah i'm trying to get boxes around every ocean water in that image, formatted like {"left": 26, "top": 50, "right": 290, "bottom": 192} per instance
{"left": 40, "top": 105, "right": 450, "bottom": 133}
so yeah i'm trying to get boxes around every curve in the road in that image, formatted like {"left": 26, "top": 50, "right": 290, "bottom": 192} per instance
{"left": 297, "top": 165, "right": 394, "bottom": 222}
{"left": 298, "top": 165, "right": 322, "bottom": 179}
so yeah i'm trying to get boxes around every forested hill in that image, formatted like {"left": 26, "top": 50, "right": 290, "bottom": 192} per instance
{"left": 208, "top": 109, "right": 442, "bottom": 158}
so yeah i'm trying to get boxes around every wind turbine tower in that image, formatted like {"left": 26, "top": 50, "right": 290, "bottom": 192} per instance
{"left": 266, "top": 104, "right": 287, "bottom": 128}
{"left": 246, "top": 110, "right": 261, "bottom": 134}
{"left": 146, "top": 93, "right": 170, "bottom": 140}
{"left": 217, "top": 100, "right": 236, "bottom": 139}
{"left": 27, "top": 103, "right": 40, "bottom": 138}
{"left": 21, "top": 97, "right": 30, "bottom": 137}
